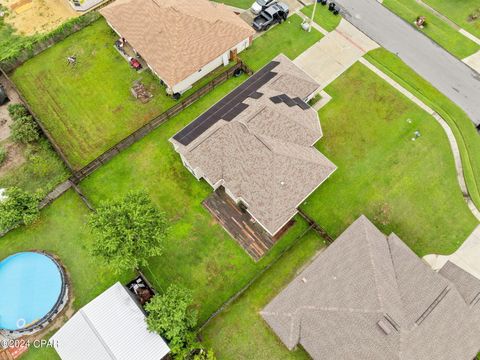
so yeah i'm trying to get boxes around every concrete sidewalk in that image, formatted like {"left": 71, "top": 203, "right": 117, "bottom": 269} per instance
{"left": 293, "top": 19, "right": 378, "bottom": 90}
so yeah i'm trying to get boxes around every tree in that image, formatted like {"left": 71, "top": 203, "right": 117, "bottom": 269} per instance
{"left": 88, "top": 191, "right": 168, "bottom": 273}
{"left": 10, "top": 115, "right": 40, "bottom": 143}
{"left": 0, "top": 187, "right": 40, "bottom": 232}
{"left": 145, "top": 285, "right": 198, "bottom": 356}
{"left": 7, "top": 104, "right": 29, "bottom": 119}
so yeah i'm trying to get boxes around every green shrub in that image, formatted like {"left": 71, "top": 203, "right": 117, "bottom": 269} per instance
{"left": 7, "top": 103, "right": 29, "bottom": 120}
{"left": 0, "top": 146, "right": 6, "bottom": 166}
{"left": 0, "top": 187, "right": 41, "bottom": 232}
{"left": 10, "top": 115, "right": 40, "bottom": 143}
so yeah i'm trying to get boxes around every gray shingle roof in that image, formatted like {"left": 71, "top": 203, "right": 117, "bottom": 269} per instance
{"left": 261, "top": 216, "right": 480, "bottom": 360}
{"left": 171, "top": 55, "right": 336, "bottom": 235}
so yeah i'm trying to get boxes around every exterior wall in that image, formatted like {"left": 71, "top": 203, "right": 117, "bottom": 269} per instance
{"left": 172, "top": 37, "right": 252, "bottom": 94}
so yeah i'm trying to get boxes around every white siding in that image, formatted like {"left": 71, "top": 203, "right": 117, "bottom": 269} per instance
{"left": 171, "top": 36, "right": 252, "bottom": 94}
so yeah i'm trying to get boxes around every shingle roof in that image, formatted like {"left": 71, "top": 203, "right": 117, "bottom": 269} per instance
{"left": 261, "top": 216, "right": 480, "bottom": 360}
{"left": 100, "top": 0, "right": 255, "bottom": 86}
{"left": 171, "top": 55, "right": 335, "bottom": 235}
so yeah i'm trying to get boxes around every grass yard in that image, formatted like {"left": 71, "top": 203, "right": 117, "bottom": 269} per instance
{"left": 301, "top": 62, "right": 478, "bottom": 256}
{"left": 301, "top": 3, "right": 342, "bottom": 32}
{"left": 0, "top": 190, "right": 132, "bottom": 360}
{"left": 212, "top": 0, "right": 252, "bottom": 9}
{"left": 12, "top": 19, "right": 186, "bottom": 170}
{"left": 365, "top": 48, "right": 480, "bottom": 211}
{"left": 382, "top": 0, "right": 479, "bottom": 59}
{"left": 422, "top": 0, "right": 480, "bottom": 38}
{"left": 201, "top": 230, "right": 324, "bottom": 360}
{"left": 79, "top": 74, "right": 312, "bottom": 324}
{"left": 240, "top": 14, "right": 323, "bottom": 70}
{"left": 0, "top": 138, "right": 69, "bottom": 195}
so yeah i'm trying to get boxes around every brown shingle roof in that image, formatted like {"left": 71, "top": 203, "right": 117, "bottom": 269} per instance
{"left": 100, "top": 0, "right": 255, "bottom": 86}
{"left": 261, "top": 216, "right": 480, "bottom": 359}
{"left": 171, "top": 55, "right": 335, "bottom": 235}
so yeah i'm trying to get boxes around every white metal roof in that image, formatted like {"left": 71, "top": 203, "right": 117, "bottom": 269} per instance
{"left": 50, "top": 282, "right": 170, "bottom": 360}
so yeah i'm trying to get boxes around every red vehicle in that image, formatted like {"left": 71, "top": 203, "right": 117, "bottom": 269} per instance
{"left": 129, "top": 57, "right": 142, "bottom": 70}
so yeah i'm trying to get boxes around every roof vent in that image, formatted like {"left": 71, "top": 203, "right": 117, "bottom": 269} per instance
{"left": 301, "top": 277, "right": 307, "bottom": 283}
{"left": 280, "top": 181, "right": 285, "bottom": 186}
{"left": 377, "top": 319, "right": 392, "bottom": 335}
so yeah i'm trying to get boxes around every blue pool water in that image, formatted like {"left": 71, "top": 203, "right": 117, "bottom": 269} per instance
{"left": 0, "top": 252, "right": 62, "bottom": 330}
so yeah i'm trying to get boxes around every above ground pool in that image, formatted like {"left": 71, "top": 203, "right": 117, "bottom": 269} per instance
{"left": 0, "top": 252, "right": 64, "bottom": 331}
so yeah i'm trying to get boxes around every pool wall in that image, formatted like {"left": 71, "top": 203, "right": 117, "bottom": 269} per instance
{"left": 1, "top": 251, "right": 70, "bottom": 336}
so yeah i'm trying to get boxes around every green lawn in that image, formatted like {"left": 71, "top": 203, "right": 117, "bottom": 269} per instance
{"left": 201, "top": 230, "right": 323, "bottom": 360}
{"left": 212, "top": 0, "right": 252, "bottom": 9}
{"left": 301, "top": 62, "right": 477, "bottom": 256}
{"left": 422, "top": 0, "right": 480, "bottom": 38}
{"left": 365, "top": 48, "right": 480, "bottom": 211}
{"left": 382, "top": 0, "right": 479, "bottom": 58}
{"left": 0, "top": 139, "right": 69, "bottom": 196}
{"left": 301, "top": 3, "right": 342, "bottom": 32}
{"left": 0, "top": 190, "right": 132, "bottom": 360}
{"left": 12, "top": 19, "right": 184, "bottom": 170}
{"left": 240, "top": 14, "right": 323, "bottom": 70}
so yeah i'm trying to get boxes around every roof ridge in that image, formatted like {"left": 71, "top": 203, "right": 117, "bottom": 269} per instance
{"left": 362, "top": 218, "right": 385, "bottom": 312}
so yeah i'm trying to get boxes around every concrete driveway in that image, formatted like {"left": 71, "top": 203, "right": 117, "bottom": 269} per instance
{"left": 334, "top": 0, "right": 480, "bottom": 127}
{"left": 424, "top": 225, "right": 480, "bottom": 280}
{"left": 294, "top": 19, "right": 378, "bottom": 89}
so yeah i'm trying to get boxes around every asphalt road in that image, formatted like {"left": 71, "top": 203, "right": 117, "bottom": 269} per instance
{"left": 334, "top": 0, "right": 480, "bottom": 126}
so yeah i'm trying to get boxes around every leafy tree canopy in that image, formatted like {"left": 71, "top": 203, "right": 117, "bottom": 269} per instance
{"left": 88, "top": 191, "right": 169, "bottom": 272}
{"left": 0, "top": 187, "right": 40, "bottom": 232}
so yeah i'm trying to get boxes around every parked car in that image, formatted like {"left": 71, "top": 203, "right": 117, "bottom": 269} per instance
{"left": 252, "top": 2, "right": 289, "bottom": 31}
{"left": 0, "top": 85, "right": 7, "bottom": 105}
{"left": 250, "top": 0, "right": 276, "bottom": 15}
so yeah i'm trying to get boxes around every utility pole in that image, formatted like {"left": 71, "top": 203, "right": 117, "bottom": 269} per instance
{"left": 309, "top": 0, "right": 318, "bottom": 32}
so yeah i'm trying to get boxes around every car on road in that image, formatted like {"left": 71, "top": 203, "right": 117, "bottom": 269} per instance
{"left": 250, "top": 0, "right": 276, "bottom": 15}
{"left": 252, "top": 2, "right": 289, "bottom": 31}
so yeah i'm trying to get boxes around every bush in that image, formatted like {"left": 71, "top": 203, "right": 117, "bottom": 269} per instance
{"left": 0, "top": 187, "right": 41, "bottom": 232}
{"left": 0, "top": 146, "right": 6, "bottom": 166}
{"left": 146, "top": 285, "right": 198, "bottom": 357}
{"left": 10, "top": 115, "right": 40, "bottom": 143}
{"left": 7, "top": 103, "right": 29, "bottom": 120}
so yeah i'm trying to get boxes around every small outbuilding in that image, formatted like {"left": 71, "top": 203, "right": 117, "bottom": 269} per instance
{"left": 100, "top": 0, "right": 255, "bottom": 95}
{"left": 50, "top": 282, "right": 170, "bottom": 360}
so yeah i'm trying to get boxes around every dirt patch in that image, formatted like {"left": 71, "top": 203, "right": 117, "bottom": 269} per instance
{"left": 0, "top": 75, "right": 22, "bottom": 141}
{"left": 3, "top": 0, "right": 79, "bottom": 36}
{"left": 0, "top": 142, "right": 26, "bottom": 176}
{"left": 467, "top": 9, "right": 480, "bottom": 23}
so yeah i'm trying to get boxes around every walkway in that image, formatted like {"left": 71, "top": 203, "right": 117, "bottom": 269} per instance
{"left": 424, "top": 225, "right": 480, "bottom": 280}
{"left": 294, "top": 19, "right": 378, "bottom": 89}
{"left": 334, "top": 0, "right": 480, "bottom": 126}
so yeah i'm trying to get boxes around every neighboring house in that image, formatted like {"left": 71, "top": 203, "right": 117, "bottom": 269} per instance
{"left": 170, "top": 55, "right": 336, "bottom": 236}
{"left": 100, "top": 0, "right": 255, "bottom": 95}
{"left": 50, "top": 282, "right": 170, "bottom": 360}
{"left": 261, "top": 215, "right": 480, "bottom": 360}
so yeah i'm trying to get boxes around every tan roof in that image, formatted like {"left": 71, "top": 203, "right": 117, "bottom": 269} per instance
{"left": 171, "top": 55, "right": 335, "bottom": 235}
{"left": 100, "top": 0, "right": 255, "bottom": 86}
{"left": 261, "top": 216, "right": 480, "bottom": 360}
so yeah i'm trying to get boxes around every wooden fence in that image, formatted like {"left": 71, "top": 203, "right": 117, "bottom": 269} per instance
{"left": 70, "top": 61, "right": 252, "bottom": 183}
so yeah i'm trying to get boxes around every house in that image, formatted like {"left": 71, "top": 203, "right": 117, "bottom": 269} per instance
{"left": 50, "top": 282, "right": 170, "bottom": 360}
{"left": 100, "top": 0, "right": 255, "bottom": 95}
{"left": 261, "top": 216, "right": 480, "bottom": 360}
{"left": 170, "top": 55, "right": 336, "bottom": 236}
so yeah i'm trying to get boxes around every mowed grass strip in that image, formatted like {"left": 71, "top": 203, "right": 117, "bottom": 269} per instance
{"left": 201, "top": 230, "right": 324, "bottom": 360}
{"left": 422, "top": 0, "right": 480, "bottom": 38}
{"left": 301, "top": 4, "right": 342, "bottom": 32}
{"left": 382, "top": 0, "right": 479, "bottom": 59}
{"left": 11, "top": 19, "right": 177, "bottom": 169}
{"left": 301, "top": 62, "right": 477, "bottom": 256}
{"left": 240, "top": 14, "right": 323, "bottom": 71}
{"left": 212, "top": 0, "right": 252, "bottom": 9}
{"left": 365, "top": 48, "right": 480, "bottom": 211}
